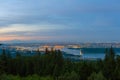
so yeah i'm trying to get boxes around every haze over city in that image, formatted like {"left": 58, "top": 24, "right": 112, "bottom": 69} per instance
{"left": 0, "top": 0, "right": 120, "bottom": 42}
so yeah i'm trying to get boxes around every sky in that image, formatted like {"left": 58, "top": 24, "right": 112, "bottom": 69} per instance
{"left": 0, "top": 0, "right": 120, "bottom": 42}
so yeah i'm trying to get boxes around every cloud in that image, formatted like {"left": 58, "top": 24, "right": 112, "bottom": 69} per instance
{"left": 0, "top": 23, "right": 68, "bottom": 40}
{"left": 0, "top": 0, "right": 120, "bottom": 42}
{"left": 0, "top": 0, "right": 120, "bottom": 28}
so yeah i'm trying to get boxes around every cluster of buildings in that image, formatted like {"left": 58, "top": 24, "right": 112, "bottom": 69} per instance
{"left": 67, "top": 45, "right": 81, "bottom": 48}
{"left": 8, "top": 45, "right": 65, "bottom": 52}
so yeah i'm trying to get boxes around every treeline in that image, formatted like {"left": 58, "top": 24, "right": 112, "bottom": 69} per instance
{"left": 0, "top": 47, "right": 120, "bottom": 80}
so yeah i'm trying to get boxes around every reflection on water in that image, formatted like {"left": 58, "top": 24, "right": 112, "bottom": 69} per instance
{"left": 0, "top": 46, "right": 120, "bottom": 60}
{"left": 62, "top": 48, "right": 120, "bottom": 59}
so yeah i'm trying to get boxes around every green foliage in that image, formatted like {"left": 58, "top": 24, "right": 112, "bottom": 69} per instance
{"left": 0, "top": 74, "right": 21, "bottom": 80}
{"left": 103, "top": 47, "right": 116, "bottom": 80}
{"left": 58, "top": 71, "right": 79, "bottom": 80}
{"left": 88, "top": 72, "right": 106, "bottom": 80}
{"left": 114, "top": 55, "right": 120, "bottom": 80}
{"left": 0, "top": 74, "right": 53, "bottom": 80}
{"left": 0, "top": 47, "right": 120, "bottom": 80}
{"left": 23, "top": 74, "right": 41, "bottom": 80}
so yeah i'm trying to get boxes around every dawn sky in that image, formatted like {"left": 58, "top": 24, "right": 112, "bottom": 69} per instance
{"left": 0, "top": 0, "right": 120, "bottom": 42}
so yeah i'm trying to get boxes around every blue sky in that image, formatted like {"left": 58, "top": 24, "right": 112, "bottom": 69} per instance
{"left": 0, "top": 0, "right": 120, "bottom": 42}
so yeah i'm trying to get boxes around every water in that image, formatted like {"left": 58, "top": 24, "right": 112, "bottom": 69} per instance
{"left": 1, "top": 45, "right": 120, "bottom": 60}
{"left": 62, "top": 48, "right": 120, "bottom": 59}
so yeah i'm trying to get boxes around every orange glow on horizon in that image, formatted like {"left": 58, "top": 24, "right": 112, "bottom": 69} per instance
{"left": 0, "top": 36, "right": 29, "bottom": 41}
{"left": 0, "top": 36, "right": 52, "bottom": 41}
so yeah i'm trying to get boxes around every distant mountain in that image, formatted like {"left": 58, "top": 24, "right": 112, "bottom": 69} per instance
{"left": 0, "top": 39, "right": 23, "bottom": 43}
{"left": 0, "top": 39, "right": 47, "bottom": 43}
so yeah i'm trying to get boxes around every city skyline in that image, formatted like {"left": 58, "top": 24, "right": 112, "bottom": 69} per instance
{"left": 0, "top": 0, "right": 120, "bottom": 42}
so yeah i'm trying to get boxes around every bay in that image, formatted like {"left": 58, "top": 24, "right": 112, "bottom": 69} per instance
{"left": 62, "top": 48, "right": 120, "bottom": 60}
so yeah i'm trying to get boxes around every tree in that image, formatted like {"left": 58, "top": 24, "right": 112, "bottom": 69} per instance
{"left": 78, "top": 62, "right": 94, "bottom": 80}
{"left": 114, "top": 55, "right": 120, "bottom": 80}
{"left": 103, "top": 47, "right": 116, "bottom": 80}
{"left": 0, "top": 49, "right": 8, "bottom": 73}
{"left": 36, "top": 49, "right": 41, "bottom": 56}
{"left": 69, "top": 71, "right": 79, "bottom": 80}
{"left": 16, "top": 51, "right": 21, "bottom": 58}
{"left": 59, "top": 71, "right": 79, "bottom": 80}
{"left": 1, "top": 48, "right": 7, "bottom": 60}
{"left": 45, "top": 48, "right": 49, "bottom": 54}
{"left": 88, "top": 72, "right": 106, "bottom": 80}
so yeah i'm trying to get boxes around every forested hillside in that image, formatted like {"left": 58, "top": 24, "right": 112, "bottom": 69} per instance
{"left": 0, "top": 47, "right": 120, "bottom": 80}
